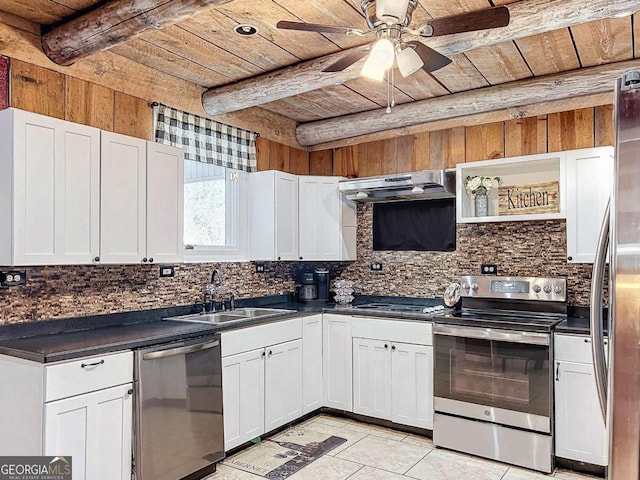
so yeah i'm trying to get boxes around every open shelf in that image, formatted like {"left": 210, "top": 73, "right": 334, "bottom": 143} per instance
{"left": 456, "top": 152, "right": 566, "bottom": 223}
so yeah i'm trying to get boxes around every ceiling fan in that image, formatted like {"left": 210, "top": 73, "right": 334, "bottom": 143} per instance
{"left": 277, "top": 0, "right": 510, "bottom": 110}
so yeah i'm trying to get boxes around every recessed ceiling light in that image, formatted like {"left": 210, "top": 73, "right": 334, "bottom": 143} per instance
{"left": 233, "top": 24, "right": 259, "bottom": 36}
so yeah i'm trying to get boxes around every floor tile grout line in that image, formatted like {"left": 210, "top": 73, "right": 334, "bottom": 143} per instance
{"left": 343, "top": 463, "right": 367, "bottom": 480}
{"left": 400, "top": 446, "right": 434, "bottom": 476}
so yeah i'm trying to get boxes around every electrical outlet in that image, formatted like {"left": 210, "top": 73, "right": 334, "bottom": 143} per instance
{"left": 1, "top": 270, "right": 27, "bottom": 287}
{"left": 481, "top": 263, "right": 498, "bottom": 275}
{"left": 255, "top": 263, "right": 266, "bottom": 273}
{"left": 159, "top": 266, "right": 175, "bottom": 278}
{"left": 370, "top": 262, "right": 383, "bottom": 272}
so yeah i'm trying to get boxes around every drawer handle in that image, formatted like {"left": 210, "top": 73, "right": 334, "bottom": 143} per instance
{"left": 81, "top": 359, "right": 105, "bottom": 369}
{"left": 584, "top": 338, "right": 592, "bottom": 343}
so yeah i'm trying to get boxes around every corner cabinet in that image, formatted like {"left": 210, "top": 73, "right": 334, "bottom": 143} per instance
{"left": 249, "top": 171, "right": 356, "bottom": 261}
{"left": 100, "top": 133, "right": 184, "bottom": 265}
{"left": 565, "top": 147, "right": 613, "bottom": 263}
{"left": 456, "top": 151, "right": 566, "bottom": 223}
{"left": 0, "top": 108, "right": 101, "bottom": 265}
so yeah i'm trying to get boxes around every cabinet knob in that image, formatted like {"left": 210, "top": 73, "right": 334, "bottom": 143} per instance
{"left": 391, "top": 345, "right": 396, "bottom": 350}
{"left": 299, "top": 256, "right": 303, "bottom": 260}
{"left": 384, "top": 344, "right": 388, "bottom": 349}
{"left": 262, "top": 351, "right": 266, "bottom": 357}
{"left": 277, "top": 257, "right": 281, "bottom": 261}
{"left": 269, "top": 350, "right": 273, "bottom": 356}
{"left": 142, "top": 257, "right": 148, "bottom": 263}
{"left": 94, "top": 256, "right": 100, "bottom": 262}
{"left": 567, "top": 256, "right": 573, "bottom": 261}
{"left": 149, "top": 258, "right": 154, "bottom": 263}
{"left": 127, "top": 388, "right": 134, "bottom": 396}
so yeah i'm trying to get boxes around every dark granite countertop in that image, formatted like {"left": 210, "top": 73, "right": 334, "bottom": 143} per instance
{"left": 4, "top": 294, "right": 601, "bottom": 363}
{"left": 0, "top": 294, "right": 445, "bottom": 363}
{"left": 554, "top": 306, "right": 609, "bottom": 335}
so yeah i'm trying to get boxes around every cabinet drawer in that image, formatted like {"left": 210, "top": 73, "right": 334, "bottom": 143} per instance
{"left": 222, "top": 318, "right": 302, "bottom": 357}
{"left": 554, "top": 334, "right": 608, "bottom": 363}
{"left": 45, "top": 351, "right": 133, "bottom": 402}
{"left": 352, "top": 318, "right": 432, "bottom": 346}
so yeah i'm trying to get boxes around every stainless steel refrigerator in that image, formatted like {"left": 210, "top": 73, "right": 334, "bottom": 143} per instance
{"left": 590, "top": 70, "right": 640, "bottom": 480}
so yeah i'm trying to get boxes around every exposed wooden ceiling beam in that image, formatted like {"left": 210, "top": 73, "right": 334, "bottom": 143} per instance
{"left": 297, "top": 59, "right": 638, "bottom": 146}
{"left": 41, "top": 0, "right": 235, "bottom": 66}
{"left": 307, "top": 93, "right": 613, "bottom": 151}
{"left": 202, "top": 0, "right": 640, "bottom": 116}
{"left": 0, "top": 14, "right": 300, "bottom": 148}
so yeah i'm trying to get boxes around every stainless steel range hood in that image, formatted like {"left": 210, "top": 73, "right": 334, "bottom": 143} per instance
{"left": 339, "top": 169, "right": 456, "bottom": 202}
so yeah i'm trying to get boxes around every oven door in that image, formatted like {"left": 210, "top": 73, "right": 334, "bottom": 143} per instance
{"left": 433, "top": 323, "right": 551, "bottom": 433}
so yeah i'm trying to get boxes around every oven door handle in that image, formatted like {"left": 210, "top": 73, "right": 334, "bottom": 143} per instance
{"left": 433, "top": 324, "right": 549, "bottom": 345}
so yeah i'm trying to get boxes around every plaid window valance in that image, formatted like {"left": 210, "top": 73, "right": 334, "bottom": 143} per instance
{"left": 154, "top": 104, "right": 258, "bottom": 172}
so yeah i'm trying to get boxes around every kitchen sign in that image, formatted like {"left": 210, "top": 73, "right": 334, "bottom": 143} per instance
{"left": 497, "top": 181, "right": 560, "bottom": 215}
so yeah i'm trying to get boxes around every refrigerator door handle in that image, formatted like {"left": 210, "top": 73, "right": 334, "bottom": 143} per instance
{"left": 590, "top": 198, "right": 610, "bottom": 422}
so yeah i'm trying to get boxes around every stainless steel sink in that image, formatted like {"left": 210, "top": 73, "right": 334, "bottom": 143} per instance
{"left": 165, "top": 307, "right": 294, "bottom": 324}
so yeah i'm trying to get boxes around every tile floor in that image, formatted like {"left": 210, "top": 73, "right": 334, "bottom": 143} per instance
{"left": 206, "top": 414, "right": 601, "bottom": 480}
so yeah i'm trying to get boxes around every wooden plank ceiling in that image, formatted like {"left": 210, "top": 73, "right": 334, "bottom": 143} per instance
{"left": 0, "top": 0, "right": 637, "bottom": 143}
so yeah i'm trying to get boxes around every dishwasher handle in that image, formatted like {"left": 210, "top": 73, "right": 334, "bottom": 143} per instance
{"left": 143, "top": 339, "right": 220, "bottom": 360}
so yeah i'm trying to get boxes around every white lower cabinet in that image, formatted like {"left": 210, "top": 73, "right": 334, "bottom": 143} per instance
{"left": 221, "top": 319, "right": 303, "bottom": 451}
{"left": 44, "top": 384, "right": 133, "bottom": 480}
{"left": 0, "top": 351, "right": 133, "bottom": 480}
{"left": 351, "top": 318, "right": 433, "bottom": 429}
{"left": 554, "top": 333, "right": 608, "bottom": 466}
{"left": 322, "top": 314, "right": 353, "bottom": 411}
{"left": 222, "top": 348, "right": 266, "bottom": 450}
{"left": 302, "top": 315, "right": 323, "bottom": 413}
{"left": 352, "top": 337, "right": 433, "bottom": 429}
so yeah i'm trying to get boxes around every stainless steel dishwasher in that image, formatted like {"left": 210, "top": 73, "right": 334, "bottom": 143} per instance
{"left": 133, "top": 334, "right": 224, "bottom": 480}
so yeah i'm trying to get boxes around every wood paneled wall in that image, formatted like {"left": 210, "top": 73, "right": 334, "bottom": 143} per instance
{"left": 258, "top": 106, "right": 615, "bottom": 178}
{"left": 9, "top": 59, "right": 154, "bottom": 140}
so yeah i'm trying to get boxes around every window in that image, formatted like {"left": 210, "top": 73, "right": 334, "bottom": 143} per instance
{"left": 183, "top": 160, "right": 248, "bottom": 261}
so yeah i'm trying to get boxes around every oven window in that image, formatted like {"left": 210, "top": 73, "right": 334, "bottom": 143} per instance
{"left": 434, "top": 334, "right": 550, "bottom": 417}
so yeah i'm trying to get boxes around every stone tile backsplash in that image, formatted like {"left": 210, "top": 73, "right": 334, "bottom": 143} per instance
{"left": 0, "top": 203, "right": 594, "bottom": 324}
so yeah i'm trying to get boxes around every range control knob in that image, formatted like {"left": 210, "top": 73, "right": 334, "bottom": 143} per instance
{"left": 461, "top": 282, "right": 470, "bottom": 291}
{"left": 471, "top": 283, "right": 479, "bottom": 292}
{"left": 533, "top": 285, "right": 541, "bottom": 293}
{"left": 543, "top": 284, "right": 552, "bottom": 294}
{"left": 554, "top": 285, "right": 563, "bottom": 294}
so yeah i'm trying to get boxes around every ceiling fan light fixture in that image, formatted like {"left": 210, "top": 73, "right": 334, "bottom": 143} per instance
{"left": 376, "top": 0, "right": 411, "bottom": 25}
{"left": 397, "top": 46, "right": 423, "bottom": 77}
{"left": 361, "top": 38, "right": 395, "bottom": 81}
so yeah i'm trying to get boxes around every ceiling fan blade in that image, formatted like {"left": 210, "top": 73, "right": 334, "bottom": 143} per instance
{"left": 422, "top": 6, "right": 510, "bottom": 37}
{"left": 276, "top": 20, "right": 356, "bottom": 35}
{"left": 406, "top": 41, "right": 452, "bottom": 73}
{"left": 322, "top": 47, "right": 371, "bottom": 73}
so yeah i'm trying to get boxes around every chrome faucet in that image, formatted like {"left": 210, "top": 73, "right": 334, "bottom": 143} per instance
{"left": 203, "top": 267, "right": 235, "bottom": 312}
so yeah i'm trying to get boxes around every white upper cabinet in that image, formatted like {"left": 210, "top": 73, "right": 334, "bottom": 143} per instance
{"left": 249, "top": 170, "right": 298, "bottom": 261}
{"left": 0, "top": 108, "right": 101, "bottom": 265}
{"left": 565, "top": 147, "right": 613, "bottom": 263}
{"left": 249, "top": 172, "right": 356, "bottom": 261}
{"left": 146, "top": 142, "right": 184, "bottom": 264}
{"left": 100, "top": 131, "right": 147, "bottom": 264}
{"left": 299, "top": 176, "right": 356, "bottom": 261}
{"left": 98, "top": 132, "right": 185, "bottom": 265}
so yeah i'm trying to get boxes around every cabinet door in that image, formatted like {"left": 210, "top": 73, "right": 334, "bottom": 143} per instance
{"left": 323, "top": 314, "right": 353, "bottom": 411}
{"left": 302, "top": 315, "right": 323, "bottom": 414}
{"left": 11, "top": 110, "right": 100, "bottom": 265}
{"left": 100, "top": 131, "right": 147, "bottom": 264}
{"left": 299, "top": 177, "right": 340, "bottom": 261}
{"left": 222, "top": 348, "right": 265, "bottom": 451}
{"left": 352, "top": 338, "right": 392, "bottom": 420}
{"left": 146, "top": 142, "right": 184, "bottom": 263}
{"left": 275, "top": 171, "right": 298, "bottom": 261}
{"left": 391, "top": 342, "right": 433, "bottom": 429}
{"left": 555, "top": 361, "right": 608, "bottom": 465}
{"left": 565, "top": 147, "right": 613, "bottom": 263}
{"left": 264, "top": 339, "right": 303, "bottom": 431}
{"left": 44, "top": 383, "right": 133, "bottom": 480}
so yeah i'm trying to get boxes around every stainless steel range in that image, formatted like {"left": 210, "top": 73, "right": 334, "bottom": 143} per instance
{"left": 432, "top": 275, "right": 567, "bottom": 473}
